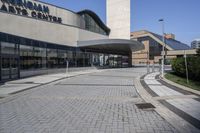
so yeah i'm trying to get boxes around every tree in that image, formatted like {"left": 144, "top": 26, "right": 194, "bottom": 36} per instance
{"left": 172, "top": 56, "right": 200, "bottom": 81}
{"left": 197, "top": 48, "right": 200, "bottom": 56}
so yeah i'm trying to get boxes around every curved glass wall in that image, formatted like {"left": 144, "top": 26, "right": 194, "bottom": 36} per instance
{"left": 82, "top": 14, "right": 107, "bottom": 35}
{"left": 1, "top": 42, "right": 19, "bottom": 80}
{"left": 34, "top": 46, "right": 46, "bottom": 69}
{"left": 0, "top": 32, "right": 130, "bottom": 81}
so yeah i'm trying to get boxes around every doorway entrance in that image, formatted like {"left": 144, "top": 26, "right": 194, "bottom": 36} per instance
{"left": 0, "top": 42, "right": 20, "bottom": 81}
{"left": 1, "top": 55, "right": 20, "bottom": 81}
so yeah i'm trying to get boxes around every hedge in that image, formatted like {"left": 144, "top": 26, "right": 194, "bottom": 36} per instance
{"left": 171, "top": 49, "right": 200, "bottom": 81}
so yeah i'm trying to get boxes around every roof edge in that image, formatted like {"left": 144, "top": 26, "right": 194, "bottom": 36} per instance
{"left": 77, "top": 10, "right": 110, "bottom": 35}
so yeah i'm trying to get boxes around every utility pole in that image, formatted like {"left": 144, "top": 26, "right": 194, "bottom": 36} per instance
{"left": 147, "top": 51, "right": 150, "bottom": 74}
{"left": 184, "top": 50, "right": 189, "bottom": 84}
{"left": 159, "top": 19, "right": 165, "bottom": 78}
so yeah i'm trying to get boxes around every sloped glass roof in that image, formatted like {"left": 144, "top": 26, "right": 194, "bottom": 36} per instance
{"left": 151, "top": 33, "right": 190, "bottom": 50}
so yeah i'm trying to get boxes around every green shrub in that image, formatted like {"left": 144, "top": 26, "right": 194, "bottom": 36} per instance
{"left": 171, "top": 57, "right": 185, "bottom": 77}
{"left": 197, "top": 49, "right": 200, "bottom": 56}
{"left": 188, "top": 56, "right": 200, "bottom": 80}
{"left": 172, "top": 56, "right": 200, "bottom": 81}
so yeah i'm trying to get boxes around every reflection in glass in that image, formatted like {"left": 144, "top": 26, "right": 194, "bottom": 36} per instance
{"left": 82, "top": 14, "right": 107, "bottom": 35}
{"left": 84, "top": 53, "right": 91, "bottom": 67}
{"left": 1, "top": 57, "right": 10, "bottom": 80}
{"left": 34, "top": 46, "right": 46, "bottom": 69}
{"left": 47, "top": 48, "right": 57, "bottom": 68}
{"left": 58, "top": 49, "right": 67, "bottom": 68}
{"left": 99, "top": 54, "right": 104, "bottom": 66}
{"left": 20, "top": 45, "right": 34, "bottom": 70}
{"left": 1, "top": 42, "right": 18, "bottom": 55}
{"left": 122, "top": 56, "right": 129, "bottom": 67}
{"left": 67, "top": 51, "right": 75, "bottom": 67}
{"left": 92, "top": 53, "right": 100, "bottom": 66}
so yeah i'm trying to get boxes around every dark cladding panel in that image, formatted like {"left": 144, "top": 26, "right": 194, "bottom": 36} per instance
{"left": 0, "top": 32, "right": 8, "bottom": 42}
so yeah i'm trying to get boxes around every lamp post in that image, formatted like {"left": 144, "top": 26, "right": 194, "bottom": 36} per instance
{"left": 159, "top": 19, "right": 165, "bottom": 78}
{"left": 147, "top": 48, "right": 150, "bottom": 74}
{"left": 184, "top": 50, "right": 189, "bottom": 84}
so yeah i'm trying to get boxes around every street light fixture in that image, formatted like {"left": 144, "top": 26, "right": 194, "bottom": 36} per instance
{"left": 159, "top": 19, "right": 165, "bottom": 78}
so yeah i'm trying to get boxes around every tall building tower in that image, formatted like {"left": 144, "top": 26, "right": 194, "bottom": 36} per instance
{"left": 191, "top": 39, "right": 200, "bottom": 49}
{"left": 106, "top": 0, "right": 131, "bottom": 39}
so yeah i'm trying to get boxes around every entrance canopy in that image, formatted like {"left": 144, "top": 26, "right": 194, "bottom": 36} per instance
{"left": 77, "top": 39, "right": 144, "bottom": 55}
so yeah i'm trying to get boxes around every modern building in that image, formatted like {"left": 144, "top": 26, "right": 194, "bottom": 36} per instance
{"left": 0, "top": 0, "right": 143, "bottom": 81}
{"left": 191, "top": 39, "right": 200, "bottom": 49}
{"left": 131, "top": 30, "right": 192, "bottom": 65}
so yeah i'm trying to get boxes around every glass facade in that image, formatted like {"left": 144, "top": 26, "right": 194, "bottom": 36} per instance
{"left": 138, "top": 37, "right": 163, "bottom": 60}
{"left": 0, "top": 41, "right": 19, "bottom": 80}
{"left": 34, "top": 46, "right": 47, "bottom": 69}
{"left": 20, "top": 45, "right": 34, "bottom": 70}
{"left": 90, "top": 53, "right": 129, "bottom": 68}
{"left": 0, "top": 32, "right": 130, "bottom": 81}
{"left": 1, "top": 42, "right": 18, "bottom": 55}
{"left": 82, "top": 14, "right": 107, "bottom": 35}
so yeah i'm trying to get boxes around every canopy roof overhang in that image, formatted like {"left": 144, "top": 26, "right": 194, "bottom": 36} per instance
{"left": 77, "top": 39, "right": 144, "bottom": 55}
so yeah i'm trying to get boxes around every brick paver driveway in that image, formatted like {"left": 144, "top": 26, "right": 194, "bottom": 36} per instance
{"left": 0, "top": 68, "right": 177, "bottom": 133}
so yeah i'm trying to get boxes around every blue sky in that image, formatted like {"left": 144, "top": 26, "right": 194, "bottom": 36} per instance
{"left": 41, "top": 0, "right": 200, "bottom": 45}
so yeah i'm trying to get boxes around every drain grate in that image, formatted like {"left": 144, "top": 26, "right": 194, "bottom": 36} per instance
{"left": 135, "top": 103, "right": 155, "bottom": 109}
{"left": 24, "top": 82, "right": 34, "bottom": 84}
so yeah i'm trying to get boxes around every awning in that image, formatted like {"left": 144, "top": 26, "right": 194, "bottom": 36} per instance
{"left": 77, "top": 39, "right": 144, "bottom": 55}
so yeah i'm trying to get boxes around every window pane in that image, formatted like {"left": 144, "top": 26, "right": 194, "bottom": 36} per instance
{"left": 1, "top": 42, "right": 18, "bottom": 55}
{"left": 47, "top": 48, "right": 58, "bottom": 68}
{"left": 20, "top": 45, "right": 34, "bottom": 70}
{"left": 58, "top": 49, "right": 67, "bottom": 68}
{"left": 34, "top": 47, "right": 47, "bottom": 69}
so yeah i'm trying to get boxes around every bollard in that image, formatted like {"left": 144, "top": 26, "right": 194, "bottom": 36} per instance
{"left": 152, "top": 62, "right": 155, "bottom": 72}
{"left": 66, "top": 60, "right": 69, "bottom": 77}
{"left": 159, "top": 63, "right": 161, "bottom": 74}
{"left": 147, "top": 61, "right": 150, "bottom": 74}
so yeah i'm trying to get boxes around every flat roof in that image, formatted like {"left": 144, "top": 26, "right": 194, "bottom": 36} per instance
{"left": 78, "top": 39, "right": 144, "bottom": 54}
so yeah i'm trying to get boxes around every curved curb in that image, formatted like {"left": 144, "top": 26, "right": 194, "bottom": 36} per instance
{"left": 162, "top": 74, "right": 200, "bottom": 96}
{"left": 135, "top": 73, "right": 200, "bottom": 133}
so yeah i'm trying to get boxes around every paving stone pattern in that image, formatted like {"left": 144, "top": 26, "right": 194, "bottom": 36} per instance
{"left": 0, "top": 68, "right": 177, "bottom": 133}
{"left": 144, "top": 72, "right": 200, "bottom": 123}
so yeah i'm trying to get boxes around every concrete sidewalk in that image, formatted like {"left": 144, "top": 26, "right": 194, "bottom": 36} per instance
{"left": 141, "top": 72, "right": 200, "bottom": 132}
{"left": 0, "top": 69, "right": 103, "bottom": 98}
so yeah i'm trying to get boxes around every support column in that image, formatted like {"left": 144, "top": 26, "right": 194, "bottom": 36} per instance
{"left": 129, "top": 52, "right": 132, "bottom": 67}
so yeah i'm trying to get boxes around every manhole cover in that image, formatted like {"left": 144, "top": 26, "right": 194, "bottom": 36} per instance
{"left": 135, "top": 103, "right": 155, "bottom": 109}
{"left": 24, "top": 82, "right": 34, "bottom": 84}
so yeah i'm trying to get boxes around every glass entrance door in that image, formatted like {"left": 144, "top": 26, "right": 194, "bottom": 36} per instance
{"left": 0, "top": 42, "right": 19, "bottom": 81}
{"left": 10, "top": 57, "right": 19, "bottom": 79}
{"left": 1, "top": 56, "right": 10, "bottom": 80}
{"left": 1, "top": 56, "right": 19, "bottom": 80}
